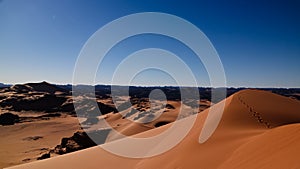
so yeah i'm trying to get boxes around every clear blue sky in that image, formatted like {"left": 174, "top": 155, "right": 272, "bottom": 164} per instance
{"left": 0, "top": 0, "right": 299, "bottom": 87}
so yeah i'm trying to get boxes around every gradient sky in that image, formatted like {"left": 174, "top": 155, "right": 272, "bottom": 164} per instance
{"left": 0, "top": 0, "right": 299, "bottom": 87}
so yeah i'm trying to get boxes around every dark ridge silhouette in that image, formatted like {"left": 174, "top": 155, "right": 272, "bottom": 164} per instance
{"left": 25, "top": 81, "right": 69, "bottom": 94}
{"left": 9, "top": 81, "right": 68, "bottom": 94}
{"left": 0, "top": 83, "right": 11, "bottom": 88}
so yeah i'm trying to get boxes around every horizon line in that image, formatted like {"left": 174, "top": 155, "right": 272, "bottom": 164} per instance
{"left": 1, "top": 80, "right": 300, "bottom": 89}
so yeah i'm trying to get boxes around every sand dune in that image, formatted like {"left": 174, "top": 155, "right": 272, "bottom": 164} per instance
{"left": 218, "top": 123, "right": 300, "bottom": 169}
{"left": 6, "top": 89, "right": 300, "bottom": 169}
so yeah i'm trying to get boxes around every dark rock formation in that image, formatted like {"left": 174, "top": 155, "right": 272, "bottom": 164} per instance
{"left": 6, "top": 94, "right": 67, "bottom": 112}
{"left": 23, "top": 136, "right": 43, "bottom": 141}
{"left": 37, "top": 153, "right": 50, "bottom": 160}
{"left": 24, "top": 81, "right": 68, "bottom": 94}
{"left": 60, "top": 102, "right": 75, "bottom": 112}
{"left": 0, "top": 113, "right": 19, "bottom": 125}
{"left": 154, "top": 121, "right": 170, "bottom": 128}
{"left": 165, "top": 104, "right": 175, "bottom": 109}
{"left": 53, "top": 129, "right": 111, "bottom": 155}
{"left": 0, "top": 82, "right": 73, "bottom": 113}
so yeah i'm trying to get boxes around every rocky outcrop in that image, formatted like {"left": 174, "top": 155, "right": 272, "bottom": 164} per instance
{"left": 37, "top": 153, "right": 50, "bottom": 160}
{"left": 52, "top": 129, "right": 111, "bottom": 155}
{"left": 0, "top": 113, "right": 19, "bottom": 125}
{"left": 0, "top": 82, "right": 74, "bottom": 113}
{"left": 1, "top": 94, "right": 67, "bottom": 112}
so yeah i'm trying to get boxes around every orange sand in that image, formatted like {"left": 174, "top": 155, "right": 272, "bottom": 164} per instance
{"left": 6, "top": 90, "right": 300, "bottom": 169}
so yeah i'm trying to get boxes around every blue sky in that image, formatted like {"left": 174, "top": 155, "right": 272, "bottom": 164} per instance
{"left": 0, "top": 0, "right": 299, "bottom": 87}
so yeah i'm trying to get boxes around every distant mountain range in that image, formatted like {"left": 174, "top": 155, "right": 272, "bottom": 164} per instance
{"left": 1, "top": 81, "right": 299, "bottom": 101}
{"left": 0, "top": 83, "right": 11, "bottom": 88}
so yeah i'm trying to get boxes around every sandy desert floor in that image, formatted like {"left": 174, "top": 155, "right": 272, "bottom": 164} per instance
{"left": 0, "top": 115, "right": 80, "bottom": 168}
